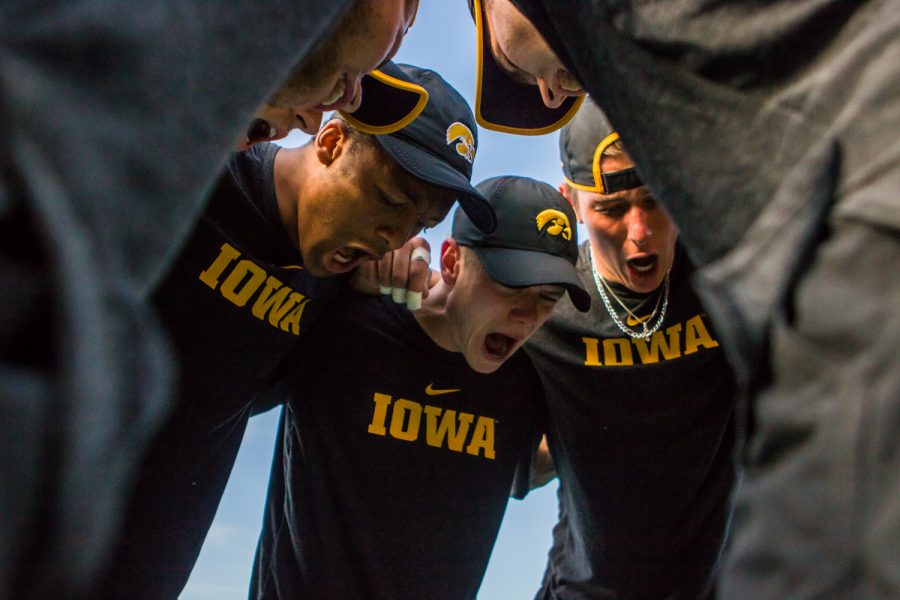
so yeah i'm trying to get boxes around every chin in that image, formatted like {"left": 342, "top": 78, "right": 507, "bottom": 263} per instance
{"left": 471, "top": 362, "right": 502, "bottom": 375}
{"left": 464, "top": 353, "right": 502, "bottom": 375}
{"left": 302, "top": 259, "right": 330, "bottom": 278}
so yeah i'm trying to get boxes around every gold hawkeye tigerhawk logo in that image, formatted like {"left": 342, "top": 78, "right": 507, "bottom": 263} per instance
{"left": 446, "top": 122, "right": 475, "bottom": 164}
{"left": 535, "top": 209, "right": 572, "bottom": 240}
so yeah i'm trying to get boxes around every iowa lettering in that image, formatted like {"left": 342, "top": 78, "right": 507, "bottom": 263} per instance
{"left": 582, "top": 315, "right": 719, "bottom": 366}
{"left": 198, "top": 243, "right": 310, "bottom": 335}
{"left": 367, "top": 393, "right": 496, "bottom": 460}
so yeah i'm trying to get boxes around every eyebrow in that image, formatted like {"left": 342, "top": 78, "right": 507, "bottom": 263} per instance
{"left": 500, "top": 55, "right": 534, "bottom": 85}
{"left": 384, "top": 183, "right": 422, "bottom": 212}
{"left": 594, "top": 188, "right": 653, "bottom": 205}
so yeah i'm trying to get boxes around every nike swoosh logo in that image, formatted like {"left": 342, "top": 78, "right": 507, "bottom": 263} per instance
{"left": 626, "top": 314, "right": 652, "bottom": 326}
{"left": 425, "top": 384, "right": 461, "bottom": 396}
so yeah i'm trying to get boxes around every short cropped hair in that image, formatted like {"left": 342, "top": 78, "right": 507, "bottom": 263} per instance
{"left": 601, "top": 137, "right": 629, "bottom": 163}
{"left": 322, "top": 116, "right": 379, "bottom": 157}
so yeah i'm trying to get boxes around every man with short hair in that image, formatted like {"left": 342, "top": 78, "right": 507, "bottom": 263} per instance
{"left": 471, "top": 2, "right": 900, "bottom": 596}
{"left": 99, "top": 63, "right": 493, "bottom": 599}
{"left": 250, "top": 176, "right": 590, "bottom": 600}
{"left": 1, "top": 2, "right": 421, "bottom": 597}
{"left": 466, "top": 0, "right": 584, "bottom": 135}
{"left": 523, "top": 99, "right": 736, "bottom": 599}
{"left": 244, "top": 0, "right": 422, "bottom": 146}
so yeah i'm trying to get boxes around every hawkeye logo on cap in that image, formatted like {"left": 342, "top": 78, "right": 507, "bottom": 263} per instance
{"left": 446, "top": 122, "right": 475, "bottom": 164}
{"left": 535, "top": 209, "right": 572, "bottom": 240}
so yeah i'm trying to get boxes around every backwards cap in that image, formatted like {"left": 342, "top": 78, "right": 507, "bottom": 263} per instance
{"left": 559, "top": 97, "right": 643, "bottom": 194}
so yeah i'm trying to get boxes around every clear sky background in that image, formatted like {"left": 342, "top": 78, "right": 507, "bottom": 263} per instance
{"left": 182, "top": 3, "right": 577, "bottom": 598}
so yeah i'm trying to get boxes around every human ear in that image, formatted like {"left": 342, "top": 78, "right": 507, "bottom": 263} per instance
{"left": 558, "top": 183, "right": 582, "bottom": 223}
{"left": 440, "top": 239, "right": 462, "bottom": 286}
{"left": 314, "top": 120, "right": 347, "bottom": 166}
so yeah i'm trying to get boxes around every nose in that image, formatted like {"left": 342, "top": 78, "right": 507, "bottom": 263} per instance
{"left": 509, "top": 293, "right": 541, "bottom": 327}
{"left": 627, "top": 207, "right": 653, "bottom": 245}
{"left": 375, "top": 222, "right": 414, "bottom": 252}
{"left": 293, "top": 109, "right": 323, "bottom": 135}
{"left": 536, "top": 78, "right": 565, "bottom": 109}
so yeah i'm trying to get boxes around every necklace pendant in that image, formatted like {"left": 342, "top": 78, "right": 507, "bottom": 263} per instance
{"left": 589, "top": 249, "right": 671, "bottom": 344}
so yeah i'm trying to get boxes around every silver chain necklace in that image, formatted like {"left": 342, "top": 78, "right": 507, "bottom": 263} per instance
{"left": 588, "top": 249, "right": 670, "bottom": 341}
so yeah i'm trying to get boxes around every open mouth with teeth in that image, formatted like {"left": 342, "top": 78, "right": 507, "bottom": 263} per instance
{"left": 327, "top": 247, "right": 373, "bottom": 274}
{"left": 484, "top": 332, "right": 518, "bottom": 361}
{"left": 317, "top": 74, "right": 353, "bottom": 111}
{"left": 626, "top": 255, "right": 658, "bottom": 274}
{"left": 245, "top": 118, "right": 278, "bottom": 146}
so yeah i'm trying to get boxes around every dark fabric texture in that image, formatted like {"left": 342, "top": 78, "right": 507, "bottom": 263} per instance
{"left": 524, "top": 243, "right": 736, "bottom": 600}
{"left": 0, "top": 3, "right": 353, "bottom": 598}
{"left": 251, "top": 293, "right": 544, "bottom": 600}
{"left": 510, "top": 0, "right": 900, "bottom": 596}
{"left": 721, "top": 220, "right": 900, "bottom": 598}
{"left": 99, "top": 144, "right": 345, "bottom": 599}
{"left": 511, "top": 0, "right": 900, "bottom": 389}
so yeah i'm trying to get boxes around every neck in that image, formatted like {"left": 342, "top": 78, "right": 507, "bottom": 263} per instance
{"left": 273, "top": 145, "right": 312, "bottom": 251}
{"left": 411, "top": 281, "right": 458, "bottom": 353}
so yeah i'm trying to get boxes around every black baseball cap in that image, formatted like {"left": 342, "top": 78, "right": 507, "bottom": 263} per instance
{"left": 469, "top": 0, "right": 584, "bottom": 136}
{"left": 339, "top": 64, "right": 429, "bottom": 135}
{"left": 452, "top": 176, "right": 590, "bottom": 311}
{"left": 344, "top": 62, "right": 496, "bottom": 233}
{"left": 560, "top": 97, "right": 643, "bottom": 194}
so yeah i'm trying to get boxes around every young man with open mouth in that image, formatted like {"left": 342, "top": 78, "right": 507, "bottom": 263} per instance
{"left": 1, "top": 2, "right": 425, "bottom": 597}
{"left": 249, "top": 176, "right": 590, "bottom": 600}
{"left": 239, "top": 0, "right": 422, "bottom": 148}
{"left": 99, "top": 63, "right": 495, "bottom": 599}
{"left": 523, "top": 99, "right": 736, "bottom": 599}
{"left": 468, "top": 2, "right": 900, "bottom": 594}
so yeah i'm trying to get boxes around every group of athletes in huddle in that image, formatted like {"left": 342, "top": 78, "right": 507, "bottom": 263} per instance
{"left": 4, "top": 0, "right": 897, "bottom": 599}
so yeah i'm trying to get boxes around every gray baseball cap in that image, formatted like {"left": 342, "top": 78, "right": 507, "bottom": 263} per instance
{"left": 452, "top": 176, "right": 590, "bottom": 312}
{"left": 560, "top": 97, "right": 642, "bottom": 194}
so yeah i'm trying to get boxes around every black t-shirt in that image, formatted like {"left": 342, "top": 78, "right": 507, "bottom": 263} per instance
{"left": 154, "top": 142, "right": 345, "bottom": 427}
{"left": 103, "top": 144, "right": 346, "bottom": 598}
{"left": 511, "top": 0, "right": 899, "bottom": 390}
{"left": 251, "top": 293, "right": 545, "bottom": 600}
{"left": 525, "top": 243, "right": 736, "bottom": 600}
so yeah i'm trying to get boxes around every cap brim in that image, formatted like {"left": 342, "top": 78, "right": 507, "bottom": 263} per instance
{"left": 473, "top": 246, "right": 591, "bottom": 312}
{"left": 473, "top": 0, "right": 584, "bottom": 136}
{"left": 339, "top": 64, "right": 429, "bottom": 135}
{"left": 376, "top": 135, "right": 497, "bottom": 233}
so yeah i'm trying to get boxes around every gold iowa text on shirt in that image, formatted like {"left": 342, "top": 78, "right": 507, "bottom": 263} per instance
{"left": 198, "top": 242, "right": 311, "bottom": 335}
{"left": 581, "top": 314, "right": 719, "bottom": 367}
{"left": 368, "top": 392, "right": 496, "bottom": 460}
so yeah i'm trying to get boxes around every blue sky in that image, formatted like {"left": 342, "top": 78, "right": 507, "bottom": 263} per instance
{"left": 182, "top": 3, "right": 574, "bottom": 598}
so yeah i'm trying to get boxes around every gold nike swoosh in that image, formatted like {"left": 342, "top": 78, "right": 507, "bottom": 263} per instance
{"left": 626, "top": 314, "right": 652, "bottom": 326}
{"left": 425, "top": 384, "right": 461, "bottom": 396}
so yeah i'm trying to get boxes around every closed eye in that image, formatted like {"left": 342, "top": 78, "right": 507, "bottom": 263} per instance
{"left": 378, "top": 188, "right": 408, "bottom": 209}
{"left": 540, "top": 288, "right": 565, "bottom": 303}
{"left": 593, "top": 200, "right": 629, "bottom": 217}
{"left": 494, "top": 47, "right": 536, "bottom": 86}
